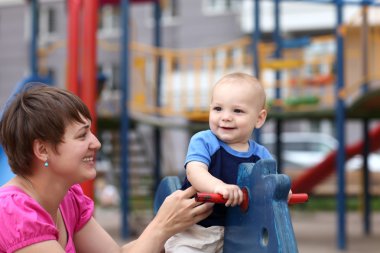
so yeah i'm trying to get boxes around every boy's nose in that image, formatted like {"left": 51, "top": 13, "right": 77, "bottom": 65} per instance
{"left": 221, "top": 112, "right": 232, "bottom": 121}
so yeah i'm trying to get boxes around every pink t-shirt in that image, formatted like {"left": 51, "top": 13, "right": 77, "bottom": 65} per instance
{"left": 0, "top": 184, "right": 94, "bottom": 253}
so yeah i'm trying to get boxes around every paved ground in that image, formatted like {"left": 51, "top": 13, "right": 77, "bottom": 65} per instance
{"left": 292, "top": 211, "right": 380, "bottom": 253}
{"left": 96, "top": 206, "right": 380, "bottom": 252}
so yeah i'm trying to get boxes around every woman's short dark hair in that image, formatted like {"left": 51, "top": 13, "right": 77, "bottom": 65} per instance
{"left": 0, "top": 84, "right": 92, "bottom": 176}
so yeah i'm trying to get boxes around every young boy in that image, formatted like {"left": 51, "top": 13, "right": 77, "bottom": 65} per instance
{"left": 165, "top": 72, "right": 273, "bottom": 253}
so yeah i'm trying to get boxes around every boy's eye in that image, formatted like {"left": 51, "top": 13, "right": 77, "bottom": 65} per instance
{"left": 234, "top": 109, "right": 243, "bottom": 113}
{"left": 213, "top": 106, "right": 222, "bottom": 112}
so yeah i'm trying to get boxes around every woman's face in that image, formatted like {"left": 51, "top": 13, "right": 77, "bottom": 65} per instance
{"left": 47, "top": 115, "right": 101, "bottom": 184}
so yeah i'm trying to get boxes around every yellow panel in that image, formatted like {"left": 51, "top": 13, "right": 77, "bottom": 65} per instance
{"left": 133, "top": 57, "right": 146, "bottom": 69}
{"left": 261, "top": 59, "right": 303, "bottom": 70}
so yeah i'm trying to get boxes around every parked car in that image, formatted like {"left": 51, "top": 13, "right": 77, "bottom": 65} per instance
{"left": 259, "top": 132, "right": 380, "bottom": 172}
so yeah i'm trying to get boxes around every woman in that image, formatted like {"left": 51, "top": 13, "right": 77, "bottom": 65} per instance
{"left": 0, "top": 84, "right": 213, "bottom": 253}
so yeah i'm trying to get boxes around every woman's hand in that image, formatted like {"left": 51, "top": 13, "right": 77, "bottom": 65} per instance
{"left": 122, "top": 187, "right": 213, "bottom": 253}
{"left": 154, "top": 186, "right": 214, "bottom": 239}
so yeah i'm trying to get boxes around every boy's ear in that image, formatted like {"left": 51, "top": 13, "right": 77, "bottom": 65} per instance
{"left": 255, "top": 109, "right": 267, "bottom": 129}
{"left": 33, "top": 139, "right": 49, "bottom": 162}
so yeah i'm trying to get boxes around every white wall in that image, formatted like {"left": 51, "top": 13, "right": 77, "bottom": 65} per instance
{"left": 240, "top": 0, "right": 362, "bottom": 34}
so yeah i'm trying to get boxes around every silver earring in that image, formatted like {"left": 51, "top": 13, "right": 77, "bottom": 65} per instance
{"left": 44, "top": 161, "right": 49, "bottom": 167}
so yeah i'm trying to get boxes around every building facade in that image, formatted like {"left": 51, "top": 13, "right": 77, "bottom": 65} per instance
{"left": 0, "top": 0, "right": 244, "bottom": 107}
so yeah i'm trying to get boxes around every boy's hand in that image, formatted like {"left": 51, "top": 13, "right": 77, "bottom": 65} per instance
{"left": 213, "top": 183, "right": 243, "bottom": 207}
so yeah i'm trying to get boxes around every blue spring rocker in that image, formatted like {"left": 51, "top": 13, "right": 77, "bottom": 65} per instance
{"left": 154, "top": 159, "right": 299, "bottom": 253}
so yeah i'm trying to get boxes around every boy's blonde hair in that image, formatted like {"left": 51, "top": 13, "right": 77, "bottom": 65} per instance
{"left": 212, "top": 72, "right": 266, "bottom": 109}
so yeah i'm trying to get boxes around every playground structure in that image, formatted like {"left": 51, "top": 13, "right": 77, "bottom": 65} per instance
{"left": 37, "top": 7, "right": 380, "bottom": 119}
{"left": 2, "top": 0, "right": 380, "bottom": 251}
{"left": 124, "top": 20, "right": 380, "bottom": 120}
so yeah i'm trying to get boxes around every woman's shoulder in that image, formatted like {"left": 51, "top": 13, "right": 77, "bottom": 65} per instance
{"left": 61, "top": 184, "right": 94, "bottom": 233}
{"left": 0, "top": 186, "right": 57, "bottom": 252}
{"left": 61, "top": 184, "right": 94, "bottom": 215}
{"left": 0, "top": 185, "right": 38, "bottom": 208}
{"left": 66, "top": 184, "right": 87, "bottom": 197}
{"left": 0, "top": 185, "right": 53, "bottom": 221}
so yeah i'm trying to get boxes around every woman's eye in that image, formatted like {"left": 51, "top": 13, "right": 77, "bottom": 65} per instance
{"left": 79, "top": 132, "right": 87, "bottom": 138}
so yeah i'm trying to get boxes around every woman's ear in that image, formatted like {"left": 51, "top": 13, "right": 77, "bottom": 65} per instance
{"left": 255, "top": 109, "right": 267, "bottom": 129}
{"left": 33, "top": 139, "right": 49, "bottom": 163}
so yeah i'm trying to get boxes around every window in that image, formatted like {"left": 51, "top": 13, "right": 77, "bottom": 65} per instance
{"left": 203, "top": 0, "right": 241, "bottom": 14}
{"left": 47, "top": 8, "right": 56, "bottom": 33}
{"left": 98, "top": 5, "right": 120, "bottom": 37}
{"left": 39, "top": 6, "right": 57, "bottom": 35}
{"left": 153, "top": 0, "right": 179, "bottom": 27}
{"left": 162, "top": 0, "right": 178, "bottom": 19}
{"left": 110, "top": 64, "right": 120, "bottom": 90}
{"left": 38, "top": 5, "right": 58, "bottom": 46}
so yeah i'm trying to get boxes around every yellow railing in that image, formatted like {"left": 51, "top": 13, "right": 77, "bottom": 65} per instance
{"left": 39, "top": 26, "right": 380, "bottom": 120}
{"left": 38, "top": 1, "right": 380, "bottom": 121}
{"left": 342, "top": 23, "right": 380, "bottom": 99}
{"left": 128, "top": 37, "right": 254, "bottom": 119}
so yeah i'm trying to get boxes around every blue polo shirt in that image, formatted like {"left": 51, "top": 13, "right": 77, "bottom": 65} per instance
{"left": 181, "top": 130, "right": 273, "bottom": 227}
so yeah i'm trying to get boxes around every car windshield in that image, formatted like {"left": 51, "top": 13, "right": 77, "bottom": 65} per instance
{"left": 261, "top": 132, "right": 336, "bottom": 153}
{"left": 259, "top": 132, "right": 380, "bottom": 172}
{"left": 285, "top": 142, "right": 333, "bottom": 154}
{"left": 259, "top": 132, "right": 338, "bottom": 169}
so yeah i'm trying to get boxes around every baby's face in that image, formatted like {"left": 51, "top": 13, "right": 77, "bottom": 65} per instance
{"left": 209, "top": 80, "right": 264, "bottom": 150}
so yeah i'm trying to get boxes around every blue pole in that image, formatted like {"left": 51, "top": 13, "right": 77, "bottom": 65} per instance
{"left": 30, "top": 0, "right": 39, "bottom": 76}
{"left": 253, "top": 0, "right": 260, "bottom": 79}
{"left": 120, "top": 0, "right": 130, "bottom": 239}
{"left": 274, "top": 0, "right": 283, "bottom": 174}
{"left": 154, "top": 1, "right": 162, "bottom": 102}
{"left": 153, "top": 1, "right": 162, "bottom": 191}
{"left": 253, "top": 0, "right": 262, "bottom": 142}
{"left": 361, "top": 4, "right": 369, "bottom": 94}
{"left": 274, "top": 0, "right": 282, "bottom": 100}
{"left": 335, "top": 0, "right": 346, "bottom": 250}
{"left": 362, "top": 119, "right": 370, "bottom": 234}
{"left": 360, "top": 4, "right": 371, "bottom": 235}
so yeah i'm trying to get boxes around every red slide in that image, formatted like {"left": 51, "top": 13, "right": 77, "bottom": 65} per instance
{"left": 291, "top": 125, "right": 380, "bottom": 193}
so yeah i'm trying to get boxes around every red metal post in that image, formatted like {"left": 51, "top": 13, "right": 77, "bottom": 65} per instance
{"left": 80, "top": 0, "right": 99, "bottom": 199}
{"left": 66, "top": 0, "right": 81, "bottom": 94}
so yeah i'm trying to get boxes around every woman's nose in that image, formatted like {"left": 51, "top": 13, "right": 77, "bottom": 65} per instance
{"left": 90, "top": 132, "right": 102, "bottom": 150}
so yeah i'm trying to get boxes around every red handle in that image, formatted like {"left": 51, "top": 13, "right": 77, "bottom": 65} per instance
{"left": 195, "top": 192, "right": 228, "bottom": 204}
{"left": 195, "top": 192, "right": 308, "bottom": 205}
{"left": 288, "top": 193, "right": 309, "bottom": 204}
